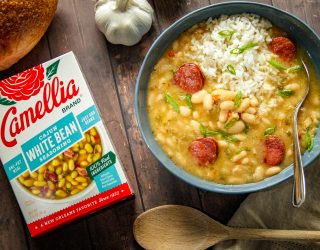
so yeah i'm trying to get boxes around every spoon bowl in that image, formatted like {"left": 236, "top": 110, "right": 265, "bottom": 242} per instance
{"left": 134, "top": 205, "right": 320, "bottom": 250}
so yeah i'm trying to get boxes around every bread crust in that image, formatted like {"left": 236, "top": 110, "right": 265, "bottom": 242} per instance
{"left": 0, "top": 0, "right": 58, "bottom": 71}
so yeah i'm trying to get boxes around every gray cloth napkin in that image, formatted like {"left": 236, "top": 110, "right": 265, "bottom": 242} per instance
{"left": 214, "top": 158, "right": 320, "bottom": 250}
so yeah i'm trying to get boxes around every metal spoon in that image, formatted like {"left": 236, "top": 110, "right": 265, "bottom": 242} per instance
{"left": 292, "top": 59, "right": 310, "bottom": 207}
{"left": 134, "top": 205, "right": 320, "bottom": 249}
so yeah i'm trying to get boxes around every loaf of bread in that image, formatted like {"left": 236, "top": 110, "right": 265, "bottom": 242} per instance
{"left": 0, "top": 0, "right": 58, "bottom": 71}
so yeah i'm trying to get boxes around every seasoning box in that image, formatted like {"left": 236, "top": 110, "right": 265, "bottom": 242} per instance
{"left": 0, "top": 52, "right": 133, "bottom": 237}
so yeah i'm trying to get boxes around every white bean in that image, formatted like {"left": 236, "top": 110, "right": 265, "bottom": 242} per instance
{"left": 304, "top": 117, "right": 312, "bottom": 128}
{"left": 227, "top": 120, "right": 245, "bottom": 134}
{"left": 285, "top": 83, "right": 300, "bottom": 91}
{"left": 191, "top": 90, "right": 208, "bottom": 104}
{"left": 208, "top": 121, "right": 214, "bottom": 129}
{"left": 212, "top": 89, "right": 237, "bottom": 101}
{"left": 232, "top": 165, "right": 249, "bottom": 175}
{"left": 250, "top": 96, "right": 259, "bottom": 106}
{"left": 219, "top": 110, "right": 228, "bottom": 122}
{"left": 233, "top": 134, "right": 246, "bottom": 141}
{"left": 190, "top": 120, "right": 200, "bottom": 132}
{"left": 265, "top": 166, "right": 281, "bottom": 176}
{"left": 245, "top": 107, "right": 256, "bottom": 114}
{"left": 235, "top": 98, "right": 250, "bottom": 112}
{"left": 217, "top": 121, "right": 225, "bottom": 130}
{"left": 217, "top": 140, "right": 228, "bottom": 147}
{"left": 179, "top": 106, "right": 191, "bottom": 117}
{"left": 241, "top": 157, "right": 250, "bottom": 165}
{"left": 156, "top": 133, "right": 165, "bottom": 143}
{"left": 193, "top": 111, "right": 199, "bottom": 119}
{"left": 203, "top": 94, "right": 213, "bottom": 110}
{"left": 231, "top": 150, "right": 247, "bottom": 162}
{"left": 156, "top": 94, "right": 163, "bottom": 102}
{"left": 262, "top": 118, "right": 271, "bottom": 125}
{"left": 220, "top": 101, "right": 235, "bottom": 110}
{"left": 253, "top": 166, "right": 264, "bottom": 181}
{"left": 241, "top": 113, "right": 256, "bottom": 124}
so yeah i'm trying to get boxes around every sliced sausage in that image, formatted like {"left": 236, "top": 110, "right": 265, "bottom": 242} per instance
{"left": 269, "top": 37, "right": 296, "bottom": 61}
{"left": 188, "top": 137, "right": 219, "bottom": 165}
{"left": 174, "top": 63, "right": 204, "bottom": 93}
{"left": 264, "top": 135, "right": 285, "bottom": 166}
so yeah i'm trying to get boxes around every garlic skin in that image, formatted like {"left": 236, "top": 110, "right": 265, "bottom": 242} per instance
{"left": 95, "top": 0, "right": 153, "bottom": 46}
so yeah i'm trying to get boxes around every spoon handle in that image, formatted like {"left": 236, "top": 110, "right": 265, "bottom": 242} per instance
{"left": 292, "top": 108, "right": 306, "bottom": 207}
{"left": 229, "top": 228, "right": 320, "bottom": 241}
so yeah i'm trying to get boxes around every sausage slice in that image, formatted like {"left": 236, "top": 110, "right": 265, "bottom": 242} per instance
{"left": 174, "top": 63, "right": 204, "bottom": 93}
{"left": 189, "top": 137, "right": 219, "bottom": 165}
{"left": 264, "top": 135, "right": 285, "bottom": 166}
{"left": 269, "top": 37, "right": 296, "bottom": 61}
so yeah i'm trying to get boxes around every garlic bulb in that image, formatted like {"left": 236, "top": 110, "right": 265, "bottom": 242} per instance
{"left": 95, "top": 0, "right": 154, "bottom": 46}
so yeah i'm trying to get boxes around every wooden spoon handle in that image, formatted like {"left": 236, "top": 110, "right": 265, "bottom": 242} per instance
{"left": 229, "top": 228, "right": 320, "bottom": 241}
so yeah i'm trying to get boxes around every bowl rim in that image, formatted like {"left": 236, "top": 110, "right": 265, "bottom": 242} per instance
{"left": 134, "top": 1, "right": 320, "bottom": 193}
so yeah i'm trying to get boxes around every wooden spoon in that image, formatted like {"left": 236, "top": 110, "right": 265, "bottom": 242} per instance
{"left": 133, "top": 205, "right": 320, "bottom": 250}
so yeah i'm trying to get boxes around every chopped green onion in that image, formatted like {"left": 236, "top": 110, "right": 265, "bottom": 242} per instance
{"left": 287, "top": 65, "right": 302, "bottom": 73}
{"left": 230, "top": 42, "right": 258, "bottom": 54}
{"left": 234, "top": 91, "right": 242, "bottom": 109}
{"left": 227, "top": 64, "right": 236, "bottom": 75}
{"left": 264, "top": 126, "right": 277, "bottom": 136}
{"left": 223, "top": 135, "right": 240, "bottom": 142}
{"left": 164, "top": 93, "right": 179, "bottom": 113}
{"left": 200, "top": 124, "right": 207, "bottom": 137}
{"left": 305, "top": 127, "right": 314, "bottom": 152}
{"left": 268, "top": 60, "right": 287, "bottom": 70}
{"left": 224, "top": 117, "right": 239, "bottom": 129}
{"left": 235, "top": 147, "right": 249, "bottom": 154}
{"left": 199, "top": 124, "right": 239, "bottom": 142}
{"left": 185, "top": 94, "right": 193, "bottom": 110}
{"left": 277, "top": 89, "right": 294, "bottom": 97}
{"left": 218, "top": 29, "right": 235, "bottom": 40}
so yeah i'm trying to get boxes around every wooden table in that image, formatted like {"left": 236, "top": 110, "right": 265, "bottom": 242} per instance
{"left": 0, "top": 0, "right": 319, "bottom": 249}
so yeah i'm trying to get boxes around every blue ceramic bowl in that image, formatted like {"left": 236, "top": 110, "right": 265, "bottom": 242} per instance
{"left": 135, "top": 2, "right": 320, "bottom": 193}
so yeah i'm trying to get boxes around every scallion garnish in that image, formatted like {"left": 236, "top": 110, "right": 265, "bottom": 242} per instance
{"left": 305, "top": 127, "right": 314, "bottom": 152}
{"left": 224, "top": 117, "right": 239, "bottom": 129}
{"left": 199, "top": 124, "right": 240, "bottom": 142}
{"left": 164, "top": 93, "right": 179, "bottom": 113}
{"left": 218, "top": 29, "right": 235, "bottom": 40}
{"left": 234, "top": 91, "right": 242, "bottom": 109}
{"left": 264, "top": 125, "right": 277, "bottom": 136}
{"left": 230, "top": 42, "right": 258, "bottom": 54}
{"left": 185, "top": 94, "right": 193, "bottom": 110}
{"left": 277, "top": 89, "right": 294, "bottom": 97}
{"left": 268, "top": 59, "right": 287, "bottom": 70}
{"left": 287, "top": 65, "right": 302, "bottom": 73}
{"left": 227, "top": 64, "right": 236, "bottom": 75}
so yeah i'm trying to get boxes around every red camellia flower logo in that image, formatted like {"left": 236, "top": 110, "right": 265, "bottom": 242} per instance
{"left": 0, "top": 65, "right": 45, "bottom": 101}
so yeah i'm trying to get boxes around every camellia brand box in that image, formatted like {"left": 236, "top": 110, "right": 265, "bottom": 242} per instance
{"left": 0, "top": 52, "right": 133, "bottom": 237}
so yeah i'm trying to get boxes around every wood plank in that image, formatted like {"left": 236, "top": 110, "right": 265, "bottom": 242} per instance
{"left": 153, "top": 0, "right": 209, "bottom": 29}
{"left": 303, "top": 0, "right": 320, "bottom": 34}
{"left": 0, "top": 36, "right": 51, "bottom": 250}
{"left": 40, "top": 0, "right": 144, "bottom": 249}
{"left": 105, "top": 0, "right": 210, "bottom": 212}
{"left": 272, "top": 0, "right": 306, "bottom": 20}
{"left": 210, "top": 0, "right": 272, "bottom": 4}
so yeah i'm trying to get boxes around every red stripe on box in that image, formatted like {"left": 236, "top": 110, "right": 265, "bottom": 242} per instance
{"left": 27, "top": 182, "right": 133, "bottom": 237}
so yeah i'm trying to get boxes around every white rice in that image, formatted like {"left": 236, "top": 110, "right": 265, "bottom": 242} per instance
{"left": 185, "top": 14, "right": 283, "bottom": 105}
